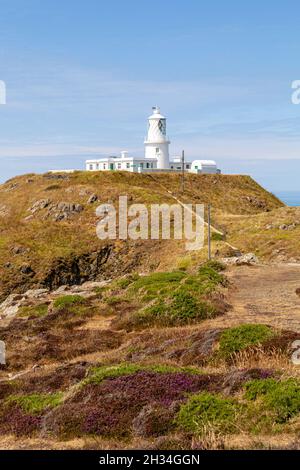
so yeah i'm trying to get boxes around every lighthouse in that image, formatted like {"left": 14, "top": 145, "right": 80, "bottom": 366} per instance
{"left": 144, "top": 106, "right": 170, "bottom": 169}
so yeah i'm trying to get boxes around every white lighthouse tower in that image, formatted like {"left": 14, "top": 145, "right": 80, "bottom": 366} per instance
{"left": 144, "top": 106, "right": 170, "bottom": 169}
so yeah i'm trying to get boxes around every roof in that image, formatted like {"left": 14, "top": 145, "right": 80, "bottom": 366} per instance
{"left": 192, "top": 160, "right": 217, "bottom": 166}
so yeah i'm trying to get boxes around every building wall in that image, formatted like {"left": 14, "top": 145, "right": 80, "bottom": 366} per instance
{"left": 86, "top": 159, "right": 157, "bottom": 172}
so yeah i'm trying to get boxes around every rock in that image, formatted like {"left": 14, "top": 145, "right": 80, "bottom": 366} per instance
{"left": 179, "top": 328, "right": 222, "bottom": 364}
{"left": 279, "top": 224, "right": 296, "bottom": 231}
{"left": 221, "top": 253, "right": 259, "bottom": 266}
{"left": 222, "top": 369, "right": 273, "bottom": 396}
{"left": 11, "top": 246, "right": 29, "bottom": 255}
{"left": 243, "top": 195, "right": 268, "bottom": 211}
{"left": 43, "top": 173, "right": 69, "bottom": 180}
{"left": 80, "top": 280, "right": 111, "bottom": 290}
{"left": 5, "top": 183, "right": 18, "bottom": 192}
{"left": 0, "top": 294, "right": 24, "bottom": 319}
{"left": 49, "top": 202, "right": 84, "bottom": 221}
{"left": 132, "top": 404, "right": 174, "bottom": 438}
{"left": 42, "top": 246, "right": 113, "bottom": 290}
{"left": 87, "top": 194, "right": 98, "bottom": 204}
{"left": 0, "top": 204, "right": 10, "bottom": 217}
{"left": 56, "top": 202, "right": 83, "bottom": 213}
{"left": 23, "top": 215, "right": 34, "bottom": 222}
{"left": 79, "top": 189, "right": 90, "bottom": 196}
{"left": 23, "top": 288, "right": 49, "bottom": 299}
{"left": 29, "top": 199, "right": 51, "bottom": 214}
{"left": 51, "top": 285, "right": 70, "bottom": 295}
{"left": 20, "top": 264, "right": 35, "bottom": 275}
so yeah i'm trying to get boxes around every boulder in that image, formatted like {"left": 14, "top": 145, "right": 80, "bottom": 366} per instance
{"left": 23, "top": 289, "right": 49, "bottom": 299}
{"left": 29, "top": 199, "right": 51, "bottom": 214}
{"left": 221, "top": 253, "right": 259, "bottom": 266}
{"left": 87, "top": 194, "right": 98, "bottom": 204}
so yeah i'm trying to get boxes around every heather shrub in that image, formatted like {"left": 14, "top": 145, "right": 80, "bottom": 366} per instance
{"left": 176, "top": 392, "right": 243, "bottom": 435}
{"left": 51, "top": 370, "right": 220, "bottom": 438}
{"left": 218, "top": 324, "right": 275, "bottom": 360}
{"left": 0, "top": 406, "right": 42, "bottom": 437}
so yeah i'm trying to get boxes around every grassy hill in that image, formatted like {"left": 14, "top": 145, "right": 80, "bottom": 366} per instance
{"left": 0, "top": 171, "right": 283, "bottom": 298}
{"left": 2, "top": 171, "right": 300, "bottom": 450}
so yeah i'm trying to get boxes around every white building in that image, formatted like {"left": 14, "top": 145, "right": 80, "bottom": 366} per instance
{"left": 86, "top": 107, "right": 220, "bottom": 174}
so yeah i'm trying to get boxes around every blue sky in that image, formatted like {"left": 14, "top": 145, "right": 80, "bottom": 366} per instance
{"left": 1, "top": 0, "right": 300, "bottom": 192}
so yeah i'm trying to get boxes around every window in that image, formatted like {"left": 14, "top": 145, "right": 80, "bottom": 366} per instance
{"left": 176, "top": 166, "right": 181, "bottom": 170}
{"left": 146, "top": 162, "right": 150, "bottom": 168}
{"left": 156, "top": 147, "right": 160, "bottom": 153}
{"left": 96, "top": 163, "right": 99, "bottom": 170}
{"left": 117, "top": 163, "right": 121, "bottom": 169}
{"left": 158, "top": 119, "right": 166, "bottom": 134}
{"left": 186, "top": 164, "right": 190, "bottom": 169}
{"left": 140, "top": 163, "right": 144, "bottom": 168}
{"left": 89, "top": 164, "right": 93, "bottom": 170}
{"left": 103, "top": 164, "right": 106, "bottom": 170}
{"left": 170, "top": 165, "right": 174, "bottom": 169}
{"left": 126, "top": 163, "right": 130, "bottom": 169}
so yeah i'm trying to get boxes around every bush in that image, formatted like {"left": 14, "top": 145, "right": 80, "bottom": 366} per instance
{"left": 203, "top": 259, "right": 226, "bottom": 272}
{"left": 218, "top": 324, "right": 275, "bottom": 359}
{"left": 18, "top": 303, "right": 48, "bottom": 318}
{"left": 53, "top": 295, "right": 86, "bottom": 310}
{"left": 113, "top": 265, "right": 227, "bottom": 329}
{"left": 176, "top": 392, "right": 242, "bottom": 435}
{"left": 211, "top": 232, "right": 225, "bottom": 242}
{"left": 245, "top": 378, "right": 300, "bottom": 423}
{"left": 85, "top": 363, "right": 202, "bottom": 385}
{"left": 6, "top": 393, "right": 63, "bottom": 415}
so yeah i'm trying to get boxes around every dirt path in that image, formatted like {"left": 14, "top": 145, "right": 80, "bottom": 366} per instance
{"left": 208, "top": 263, "right": 300, "bottom": 331}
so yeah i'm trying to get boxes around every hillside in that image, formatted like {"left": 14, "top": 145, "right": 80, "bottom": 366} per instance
{"left": 2, "top": 171, "right": 300, "bottom": 450}
{"left": 0, "top": 171, "right": 283, "bottom": 299}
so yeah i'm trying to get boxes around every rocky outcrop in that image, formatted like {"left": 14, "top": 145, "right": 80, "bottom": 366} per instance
{"left": 42, "top": 246, "right": 113, "bottom": 290}
{"left": 87, "top": 194, "right": 98, "bottom": 204}
{"left": 29, "top": 199, "right": 51, "bottom": 214}
{"left": 242, "top": 196, "right": 269, "bottom": 211}
{"left": 0, "top": 289, "right": 49, "bottom": 320}
{"left": 28, "top": 199, "right": 84, "bottom": 221}
{"left": 221, "top": 253, "right": 259, "bottom": 266}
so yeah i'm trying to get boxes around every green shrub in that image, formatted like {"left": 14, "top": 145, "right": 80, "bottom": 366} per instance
{"left": 53, "top": 295, "right": 85, "bottom": 310}
{"left": 113, "top": 265, "right": 226, "bottom": 329}
{"left": 198, "top": 265, "right": 226, "bottom": 286}
{"left": 131, "top": 271, "right": 186, "bottom": 294}
{"left": 85, "top": 363, "right": 202, "bottom": 385}
{"left": 211, "top": 232, "right": 225, "bottom": 241}
{"left": 176, "top": 392, "right": 242, "bottom": 435}
{"left": 218, "top": 324, "right": 275, "bottom": 359}
{"left": 7, "top": 393, "right": 63, "bottom": 415}
{"left": 134, "top": 296, "right": 216, "bottom": 328}
{"left": 203, "top": 259, "right": 226, "bottom": 272}
{"left": 245, "top": 378, "right": 300, "bottom": 423}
